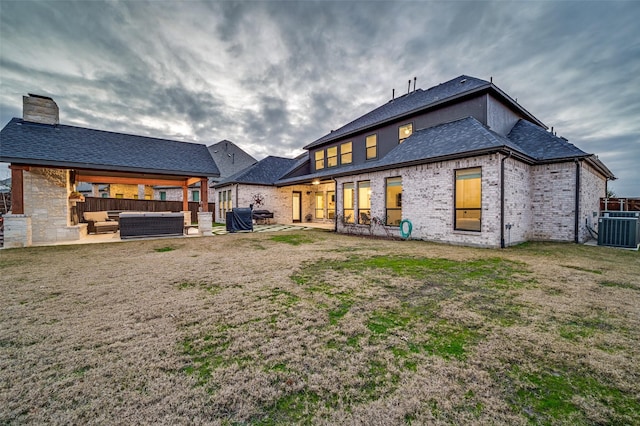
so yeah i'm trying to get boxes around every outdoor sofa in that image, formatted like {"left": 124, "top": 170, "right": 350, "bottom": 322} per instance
{"left": 83, "top": 211, "right": 119, "bottom": 234}
{"left": 119, "top": 212, "right": 184, "bottom": 239}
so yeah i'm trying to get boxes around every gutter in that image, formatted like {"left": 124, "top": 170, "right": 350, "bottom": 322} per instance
{"left": 500, "top": 151, "right": 512, "bottom": 249}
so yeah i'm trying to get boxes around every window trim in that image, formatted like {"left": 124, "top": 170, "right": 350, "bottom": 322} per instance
{"left": 357, "top": 180, "right": 371, "bottom": 225}
{"left": 326, "top": 146, "right": 338, "bottom": 168}
{"left": 398, "top": 122, "right": 413, "bottom": 144}
{"left": 340, "top": 141, "right": 353, "bottom": 165}
{"left": 454, "top": 167, "right": 482, "bottom": 232}
{"left": 385, "top": 176, "right": 402, "bottom": 226}
{"left": 343, "top": 182, "right": 354, "bottom": 224}
{"left": 365, "top": 133, "right": 378, "bottom": 160}
{"left": 315, "top": 150, "right": 325, "bottom": 170}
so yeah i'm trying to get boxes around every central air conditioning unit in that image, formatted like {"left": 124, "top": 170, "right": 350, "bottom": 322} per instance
{"left": 598, "top": 211, "right": 640, "bottom": 249}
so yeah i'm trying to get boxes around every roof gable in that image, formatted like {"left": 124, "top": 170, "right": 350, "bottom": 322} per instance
{"left": 215, "top": 156, "right": 297, "bottom": 187}
{"left": 507, "top": 119, "right": 587, "bottom": 160}
{"left": 207, "top": 139, "right": 257, "bottom": 179}
{"left": 0, "top": 118, "right": 219, "bottom": 177}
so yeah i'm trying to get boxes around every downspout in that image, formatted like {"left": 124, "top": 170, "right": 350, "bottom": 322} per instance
{"left": 500, "top": 151, "right": 512, "bottom": 248}
{"left": 574, "top": 159, "right": 581, "bottom": 244}
{"left": 332, "top": 177, "right": 338, "bottom": 232}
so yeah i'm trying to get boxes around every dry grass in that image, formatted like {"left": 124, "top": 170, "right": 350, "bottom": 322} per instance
{"left": 1, "top": 231, "right": 638, "bottom": 425}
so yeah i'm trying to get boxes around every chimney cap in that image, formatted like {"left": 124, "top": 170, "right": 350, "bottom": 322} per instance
{"left": 27, "top": 93, "right": 55, "bottom": 101}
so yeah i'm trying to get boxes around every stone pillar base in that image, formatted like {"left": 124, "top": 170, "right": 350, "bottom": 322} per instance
{"left": 197, "top": 212, "right": 213, "bottom": 235}
{"left": 3, "top": 214, "right": 32, "bottom": 248}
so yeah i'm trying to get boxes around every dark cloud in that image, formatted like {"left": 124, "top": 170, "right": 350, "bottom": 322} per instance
{"left": 0, "top": 0, "right": 638, "bottom": 195}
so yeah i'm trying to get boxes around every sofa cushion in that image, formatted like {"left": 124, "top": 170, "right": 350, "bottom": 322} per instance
{"left": 84, "top": 211, "right": 109, "bottom": 222}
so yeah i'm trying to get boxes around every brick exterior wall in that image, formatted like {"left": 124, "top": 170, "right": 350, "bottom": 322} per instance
{"left": 214, "top": 183, "right": 323, "bottom": 224}
{"left": 578, "top": 161, "right": 607, "bottom": 242}
{"left": 330, "top": 155, "right": 607, "bottom": 248}
{"left": 529, "top": 162, "right": 577, "bottom": 241}
{"left": 335, "top": 154, "right": 503, "bottom": 247}
{"left": 503, "top": 157, "right": 533, "bottom": 245}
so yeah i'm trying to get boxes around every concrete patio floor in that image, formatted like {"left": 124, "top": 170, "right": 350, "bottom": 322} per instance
{"left": 28, "top": 222, "right": 335, "bottom": 247}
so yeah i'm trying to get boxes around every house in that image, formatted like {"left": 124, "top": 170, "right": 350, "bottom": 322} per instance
{"left": 154, "top": 139, "right": 256, "bottom": 202}
{"left": 222, "top": 75, "right": 615, "bottom": 248}
{"left": 213, "top": 155, "right": 301, "bottom": 223}
{"left": 0, "top": 94, "right": 219, "bottom": 247}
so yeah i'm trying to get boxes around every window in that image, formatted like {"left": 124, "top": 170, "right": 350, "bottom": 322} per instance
{"left": 219, "top": 191, "right": 223, "bottom": 219}
{"left": 398, "top": 123, "right": 413, "bottom": 143}
{"left": 358, "top": 180, "right": 371, "bottom": 224}
{"left": 343, "top": 183, "right": 354, "bottom": 223}
{"left": 366, "top": 134, "right": 377, "bottom": 160}
{"left": 386, "top": 177, "right": 402, "bottom": 226}
{"left": 315, "top": 150, "right": 325, "bottom": 170}
{"left": 341, "top": 142, "right": 352, "bottom": 164}
{"left": 455, "top": 168, "right": 482, "bottom": 231}
{"left": 327, "top": 146, "right": 338, "bottom": 167}
{"left": 101, "top": 193, "right": 108, "bottom": 198}
{"left": 159, "top": 191, "right": 166, "bottom": 201}
{"left": 327, "top": 191, "right": 335, "bottom": 219}
{"left": 315, "top": 192, "right": 325, "bottom": 219}
{"left": 116, "top": 194, "right": 123, "bottom": 199}
{"left": 192, "top": 190, "right": 200, "bottom": 202}
{"left": 226, "top": 189, "right": 232, "bottom": 212}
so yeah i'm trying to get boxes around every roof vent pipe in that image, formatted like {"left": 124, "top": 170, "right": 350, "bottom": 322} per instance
{"left": 407, "top": 79, "right": 411, "bottom": 94}
{"left": 413, "top": 77, "right": 417, "bottom": 92}
{"left": 392, "top": 88, "right": 395, "bottom": 100}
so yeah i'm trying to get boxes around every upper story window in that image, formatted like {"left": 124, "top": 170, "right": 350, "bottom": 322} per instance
{"left": 327, "top": 146, "right": 338, "bottom": 167}
{"left": 341, "top": 142, "right": 353, "bottom": 164}
{"left": 399, "top": 123, "right": 413, "bottom": 143}
{"left": 366, "top": 134, "right": 377, "bottom": 160}
{"left": 315, "top": 150, "right": 325, "bottom": 170}
{"left": 192, "top": 190, "right": 200, "bottom": 202}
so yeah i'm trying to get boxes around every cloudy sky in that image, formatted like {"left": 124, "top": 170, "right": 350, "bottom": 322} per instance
{"left": 1, "top": 0, "right": 638, "bottom": 196}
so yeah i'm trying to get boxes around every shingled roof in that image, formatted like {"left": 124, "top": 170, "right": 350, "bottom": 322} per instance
{"left": 277, "top": 116, "right": 614, "bottom": 186}
{"left": 207, "top": 139, "right": 257, "bottom": 181}
{"left": 215, "top": 156, "right": 297, "bottom": 187}
{"left": 0, "top": 118, "right": 219, "bottom": 177}
{"left": 304, "top": 75, "right": 546, "bottom": 150}
{"left": 507, "top": 119, "right": 587, "bottom": 161}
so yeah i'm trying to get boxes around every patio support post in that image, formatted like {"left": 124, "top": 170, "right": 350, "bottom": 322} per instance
{"left": 200, "top": 178, "right": 208, "bottom": 212}
{"left": 182, "top": 185, "right": 188, "bottom": 212}
{"left": 10, "top": 165, "right": 25, "bottom": 214}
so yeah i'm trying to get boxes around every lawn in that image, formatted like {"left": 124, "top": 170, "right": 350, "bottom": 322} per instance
{"left": 1, "top": 231, "right": 638, "bottom": 425}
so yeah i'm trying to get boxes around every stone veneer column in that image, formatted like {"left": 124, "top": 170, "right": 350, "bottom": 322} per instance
{"left": 3, "top": 214, "right": 32, "bottom": 248}
{"left": 197, "top": 212, "right": 213, "bottom": 235}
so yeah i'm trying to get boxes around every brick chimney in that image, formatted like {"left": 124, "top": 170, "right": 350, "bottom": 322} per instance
{"left": 23, "top": 94, "right": 59, "bottom": 125}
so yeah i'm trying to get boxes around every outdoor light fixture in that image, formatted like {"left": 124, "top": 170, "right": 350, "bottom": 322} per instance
{"left": 312, "top": 179, "right": 320, "bottom": 185}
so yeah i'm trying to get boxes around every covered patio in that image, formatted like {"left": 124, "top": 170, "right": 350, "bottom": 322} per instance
{"left": 0, "top": 94, "right": 219, "bottom": 248}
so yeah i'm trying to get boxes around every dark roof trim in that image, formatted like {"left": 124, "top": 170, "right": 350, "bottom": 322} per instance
{"left": 1, "top": 158, "right": 213, "bottom": 178}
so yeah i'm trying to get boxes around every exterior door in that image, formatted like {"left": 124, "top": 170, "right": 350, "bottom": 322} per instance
{"left": 292, "top": 191, "right": 302, "bottom": 222}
